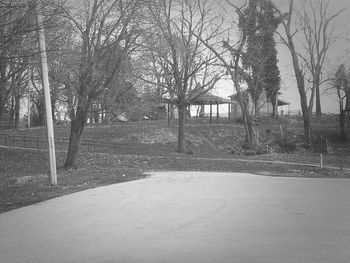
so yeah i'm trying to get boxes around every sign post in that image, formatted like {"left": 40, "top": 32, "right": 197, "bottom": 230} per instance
{"left": 314, "top": 134, "right": 327, "bottom": 169}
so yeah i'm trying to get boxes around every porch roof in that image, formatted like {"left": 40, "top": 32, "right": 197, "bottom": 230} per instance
{"left": 190, "top": 93, "right": 232, "bottom": 105}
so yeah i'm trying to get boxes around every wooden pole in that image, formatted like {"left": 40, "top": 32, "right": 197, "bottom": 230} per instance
{"left": 280, "top": 125, "right": 285, "bottom": 151}
{"left": 216, "top": 103, "right": 219, "bottom": 124}
{"left": 228, "top": 103, "right": 231, "bottom": 120}
{"left": 36, "top": 0, "right": 57, "bottom": 185}
{"left": 27, "top": 66, "right": 31, "bottom": 128}
{"left": 167, "top": 103, "right": 170, "bottom": 126}
{"left": 210, "top": 103, "right": 212, "bottom": 124}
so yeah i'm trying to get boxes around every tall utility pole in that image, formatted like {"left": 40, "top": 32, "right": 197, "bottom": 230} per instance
{"left": 36, "top": 0, "right": 57, "bottom": 185}
{"left": 27, "top": 66, "right": 31, "bottom": 128}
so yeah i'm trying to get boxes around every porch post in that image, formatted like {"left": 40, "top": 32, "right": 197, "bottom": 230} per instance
{"left": 210, "top": 103, "right": 212, "bottom": 124}
{"left": 167, "top": 102, "right": 170, "bottom": 126}
{"left": 217, "top": 103, "right": 219, "bottom": 124}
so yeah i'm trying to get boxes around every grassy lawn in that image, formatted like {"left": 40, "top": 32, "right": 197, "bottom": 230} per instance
{"left": 1, "top": 115, "right": 350, "bottom": 213}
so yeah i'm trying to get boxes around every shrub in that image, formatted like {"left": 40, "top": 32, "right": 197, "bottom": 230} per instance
{"left": 278, "top": 139, "right": 297, "bottom": 153}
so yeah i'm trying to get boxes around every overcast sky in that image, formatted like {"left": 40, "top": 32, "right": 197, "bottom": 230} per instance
{"left": 214, "top": 0, "right": 350, "bottom": 114}
{"left": 275, "top": 0, "right": 350, "bottom": 113}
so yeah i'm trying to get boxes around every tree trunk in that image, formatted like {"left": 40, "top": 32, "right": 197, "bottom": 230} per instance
{"left": 308, "top": 85, "right": 315, "bottom": 115}
{"left": 9, "top": 95, "right": 14, "bottom": 121}
{"left": 37, "top": 100, "right": 45, "bottom": 126}
{"left": 0, "top": 78, "right": 8, "bottom": 122}
{"left": 303, "top": 113, "right": 312, "bottom": 147}
{"left": 237, "top": 93, "right": 255, "bottom": 144}
{"left": 254, "top": 99, "right": 260, "bottom": 117}
{"left": 106, "top": 109, "right": 112, "bottom": 125}
{"left": 315, "top": 82, "right": 322, "bottom": 116}
{"left": 51, "top": 98, "right": 56, "bottom": 123}
{"left": 177, "top": 103, "right": 186, "bottom": 153}
{"left": 94, "top": 108, "right": 99, "bottom": 123}
{"left": 271, "top": 95, "right": 278, "bottom": 117}
{"left": 344, "top": 95, "right": 350, "bottom": 141}
{"left": 346, "top": 111, "right": 350, "bottom": 141}
{"left": 300, "top": 92, "right": 313, "bottom": 147}
{"left": 64, "top": 106, "right": 88, "bottom": 169}
{"left": 244, "top": 114, "right": 255, "bottom": 143}
{"left": 0, "top": 95, "right": 4, "bottom": 121}
{"left": 339, "top": 110, "right": 346, "bottom": 140}
{"left": 199, "top": 105, "right": 205, "bottom": 117}
{"left": 232, "top": 74, "right": 255, "bottom": 145}
{"left": 288, "top": 38, "right": 313, "bottom": 147}
{"left": 15, "top": 94, "right": 20, "bottom": 129}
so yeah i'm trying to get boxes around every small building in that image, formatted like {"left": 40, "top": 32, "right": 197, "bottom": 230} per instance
{"left": 163, "top": 92, "right": 232, "bottom": 124}
{"left": 229, "top": 90, "right": 290, "bottom": 117}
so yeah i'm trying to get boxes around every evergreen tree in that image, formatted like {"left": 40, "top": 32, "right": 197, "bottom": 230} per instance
{"left": 241, "top": 0, "right": 264, "bottom": 116}
{"left": 241, "top": 0, "right": 281, "bottom": 117}
{"left": 260, "top": 0, "right": 281, "bottom": 117}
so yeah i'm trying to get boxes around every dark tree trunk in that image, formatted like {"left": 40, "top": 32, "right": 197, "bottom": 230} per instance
{"left": 271, "top": 96, "right": 278, "bottom": 117}
{"left": 0, "top": 95, "right": 4, "bottom": 122}
{"left": 237, "top": 93, "right": 255, "bottom": 144}
{"left": 199, "top": 105, "right": 205, "bottom": 117}
{"left": 51, "top": 98, "right": 56, "bottom": 123}
{"left": 254, "top": 99, "right": 260, "bottom": 117}
{"left": 14, "top": 94, "right": 20, "bottom": 129}
{"left": 342, "top": 95, "right": 350, "bottom": 141}
{"left": 300, "top": 93, "right": 313, "bottom": 148}
{"left": 94, "top": 103, "right": 99, "bottom": 123}
{"left": 64, "top": 106, "right": 89, "bottom": 169}
{"left": 177, "top": 103, "right": 186, "bottom": 153}
{"left": 9, "top": 95, "right": 14, "bottom": 121}
{"left": 101, "top": 106, "right": 105, "bottom": 123}
{"left": 339, "top": 111, "right": 346, "bottom": 140}
{"left": 303, "top": 115, "right": 312, "bottom": 147}
{"left": 244, "top": 114, "right": 255, "bottom": 143}
{"left": 315, "top": 83, "right": 322, "bottom": 116}
{"left": 289, "top": 41, "right": 313, "bottom": 147}
{"left": 346, "top": 111, "right": 350, "bottom": 141}
{"left": 36, "top": 99, "right": 45, "bottom": 126}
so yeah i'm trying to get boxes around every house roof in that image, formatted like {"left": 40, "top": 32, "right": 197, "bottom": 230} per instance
{"left": 190, "top": 93, "right": 232, "bottom": 105}
{"left": 229, "top": 92, "right": 290, "bottom": 106}
{"left": 163, "top": 93, "right": 232, "bottom": 105}
{"left": 277, "top": 99, "right": 290, "bottom": 106}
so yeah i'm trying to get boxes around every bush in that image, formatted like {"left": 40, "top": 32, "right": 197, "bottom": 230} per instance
{"left": 277, "top": 139, "right": 297, "bottom": 153}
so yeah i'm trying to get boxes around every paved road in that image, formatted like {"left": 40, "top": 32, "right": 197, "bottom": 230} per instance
{"left": 1, "top": 172, "right": 350, "bottom": 263}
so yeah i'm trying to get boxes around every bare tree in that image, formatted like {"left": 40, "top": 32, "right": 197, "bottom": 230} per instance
{"left": 275, "top": 0, "right": 343, "bottom": 146}
{"left": 297, "top": 0, "right": 343, "bottom": 116}
{"left": 331, "top": 64, "right": 350, "bottom": 140}
{"left": 58, "top": 0, "right": 141, "bottom": 168}
{"left": 194, "top": 0, "right": 257, "bottom": 144}
{"left": 0, "top": 1, "right": 32, "bottom": 121}
{"left": 274, "top": 0, "right": 313, "bottom": 147}
{"left": 0, "top": 0, "right": 62, "bottom": 123}
{"left": 142, "top": 0, "right": 223, "bottom": 153}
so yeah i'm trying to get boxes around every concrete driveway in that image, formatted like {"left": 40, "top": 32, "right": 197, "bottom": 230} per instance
{"left": 1, "top": 172, "right": 350, "bottom": 263}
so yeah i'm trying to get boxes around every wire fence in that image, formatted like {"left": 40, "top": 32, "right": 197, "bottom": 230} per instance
{"left": 0, "top": 133, "right": 173, "bottom": 156}
{"left": 0, "top": 121, "right": 16, "bottom": 130}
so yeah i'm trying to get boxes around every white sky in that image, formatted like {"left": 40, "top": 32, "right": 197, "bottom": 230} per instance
{"left": 213, "top": 0, "right": 350, "bottom": 114}
{"left": 275, "top": 0, "right": 350, "bottom": 113}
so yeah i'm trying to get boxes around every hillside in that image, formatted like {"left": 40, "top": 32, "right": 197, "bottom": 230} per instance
{"left": 3, "top": 114, "right": 350, "bottom": 169}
